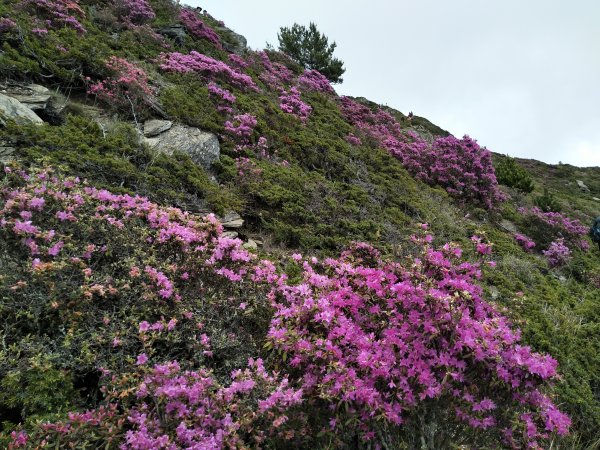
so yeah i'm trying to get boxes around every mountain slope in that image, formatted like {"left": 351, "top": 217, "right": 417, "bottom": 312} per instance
{"left": 0, "top": 1, "right": 599, "bottom": 448}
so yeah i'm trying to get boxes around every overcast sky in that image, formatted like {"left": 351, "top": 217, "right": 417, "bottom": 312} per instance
{"left": 190, "top": 1, "right": 600, "bottom": 167}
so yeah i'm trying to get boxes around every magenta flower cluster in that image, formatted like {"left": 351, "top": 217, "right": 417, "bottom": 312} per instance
{"left": 264, "top": 234, "right": 569, "bottom": 446}
{"left": 542, "top": 239, "right": 572, "bottom": 267}
{"left": 228, "top": 54, "right": 249, "bottom": 69}
{"left": 87, "top": 56, "right": 155, "bottom": 108}
{"left": 345, "top": 133, "right": 362, "bottom": 146}
{"left": 179, "top": 8, "right": 221, "bottom": 47}
{"left": 298, "top": 69, "right": 335, "bottom": 94}
{"left": 514, "top": 233, "right": 536, "bottom": 252}
{"left": 339, "top": 97, "right": 507, "bottom": 208}
{"left": 0, "top": 17, "right": 17, "bottom": 34}
{"left": 224, "top": 113, "right": 258, "bottom": 144}
{"left": 279, "top": 87, "right": 312, "bottom": 122}
{"left": 207, "top": 82, "right": 236, "bottom": 114}
{"left": 18, "top": 0, "right": 86, "bottom": 34}
{"left": 120, "top": 358, "right": 303, "bottom": 448}
{"left": 2, "top": 167, "right": 570, "bottom": 449}
{"left": 519, "top": 207, "right": 589, "bottom": 251}
{"left": 116, "top": 0, "right": 155, "bottom": 25}
{"left": 159, "top": 51, "right": 259, "bottom": 91}
{"left": 256, "top": 51, "right": 294, "bottom": 89}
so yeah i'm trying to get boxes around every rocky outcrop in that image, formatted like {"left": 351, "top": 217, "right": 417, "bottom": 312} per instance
{"left": 158, "top": 24, "right": 187, "bottom": 46}
{"left": 143, "top": 119, "right": 172, "bottom": 137}
{"left": 1, "top": 83, "right": 65, "bottom": 124}
{"left": 576, "top": 180, "right": 590, "bottom": 193}
{"left": 0, "top": 93, "right": 44, "bottom": 125}
{"left": 2, "top": 84, "right": 52, "bottom": 111}
{"left": 0, "top": 144, "right": 15, "bottom": 163}
{"left": 143, "top": 124, "right": 220, "bottom": 170}
{"left": 221, "top": 211, "right": 244, "bottom": 229}
{"left": 216, "top": 27, "right": 247, "bottom": 55}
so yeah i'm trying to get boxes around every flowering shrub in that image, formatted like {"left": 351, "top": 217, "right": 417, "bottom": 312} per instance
{"left": 518, "top": 207, "right": 589, "bottom": 252}
{"left": 345, "top": 133, "right": 362, "bottom": 146}
{"left": 228, "top": 53, "right": 249, "bottom": 69}
{"left": 224, "top": 113, "right": 257, "bottom": 144}
{"left": 207, "top": 82, "right": 236, "bottom": 114}
{"left": 18, "top": 0, "right": 86, "bottom": 33}
{"left": 339, "top": 97, "right": 506, "bottom": 208}
{"left": 542, "top": 239, "right": 572, "bottom": 267}
{"left": 115, "top": 0, "right": 155, "bottom": 25}
{"left": 0, "top": 17, "right": 17, "bottom": 34}
{"left": 0, "top": 167, "right": 571, "bottom": 448}
{"left": 179, "top": 8, "right": 221, "bottom": 47}
{"left": 14, "top": 358, "right": 304, "bottom": 448}
{"left": 298, "top": 69, "right": 335, "bottom": 94}
{"left": 235, "top": 157, "right": 263, "bottom": 184}
{"left": 389, "top": 133, "right": 507, "bottom": 209}
{"left": 265, "top": 234, "right": 570, "bottom": 447}
{"left": 514, "top": 233, "right": 536, "bottom": 252}
{"left": 256, "top": 51, "right": 295, "bottom": 89}
{"left": 279, "top": 87, "right": 312, "bottom": 122}
{"left": 159, "top": 51, "right": 259, "bottom": 91}
{"left": 87, "top": 56, "right": 156, "bottom": 114}
{"left": 0, "top": 166, "right": 268, "bottom": 446}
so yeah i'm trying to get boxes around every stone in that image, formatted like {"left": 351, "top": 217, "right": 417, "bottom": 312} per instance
{"left": 576, "top": 180, "right": 590, "bottom": 192}
{"left": 143, "top": 119, "right": 172, "bottom": 137}
{"left": 222, "top": 211, "right": 241, "bottom": 222}
{"left": 0, "top": 93, "right": 44, "bottom": 125}
{"left": 221, "top": 211, "right": 244, "bottom": 228}
{"left": 499, "top": 219, "right": 517, "bottom": 234}
{"left": 488, "top": 286, "right": 499, "bottom": 300}
{"left": 222, "top": 231, "right": 239, "bottom": 239}
{"left": 158, "top": 24, "right": 187, "bottom": 46}
{"left": 216, "top": 26, "right": 247, "bottom": 55}
{"left": 144, "top": 125, "right": 220, "bottom": 170}
{"left": 223, "top": 219, "right": 244, "bottom": 228}
{"left": 0, "top": 146, "right": 15, "bottom": 163}
{"left": 243, "top": 239, "right": 258, "bottom": 251}
{"left": 4, "top": 84, "right": 52, "bottom": 110}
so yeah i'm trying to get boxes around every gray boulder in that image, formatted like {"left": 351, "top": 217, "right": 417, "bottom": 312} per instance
{"left": 576, "top": 180, "right": 590, "bottom": 193}
{"left": 143, "top": 119, "right": 172, "bottom": 137}
{"left": 4, "top": 84, "right": 52, "bottom": 111}
{"left": 0, "top": 145, "right": 15, "bottom": 163}
{"left": 221, "top": 211, "right": 244, "bottom": 228}
{"left": 217, "top": 27, "right": 247, "bottom": 55}
{"left": 144, "top": 125, "right": 220, "bottom": 170}
{"left": 0, "top": 93, "right": 44, "bottom": 125}
{"left": 158, "top": 24, "right": 187, "bottom": 46}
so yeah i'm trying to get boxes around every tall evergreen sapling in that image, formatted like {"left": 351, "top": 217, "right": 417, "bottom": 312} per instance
{"left": 277, "top": 22, "right": 345, "bottom": 83}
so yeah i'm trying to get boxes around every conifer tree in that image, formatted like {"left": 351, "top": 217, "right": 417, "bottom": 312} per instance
{"left": 277, "top": 22, "right": 345, "bottom": 83}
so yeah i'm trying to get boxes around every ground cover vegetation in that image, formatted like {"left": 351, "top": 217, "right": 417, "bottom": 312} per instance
{"left": 0, "top": 0, "right": 599, "bottom": 448}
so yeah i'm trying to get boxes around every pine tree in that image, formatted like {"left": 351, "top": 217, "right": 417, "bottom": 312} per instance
{"left": 277, "top": 22, "right": 345, "bottom": 83}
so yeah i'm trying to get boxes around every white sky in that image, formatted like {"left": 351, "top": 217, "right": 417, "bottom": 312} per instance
{"left": 189, "top": 1, "right": 600, "bottom": 167}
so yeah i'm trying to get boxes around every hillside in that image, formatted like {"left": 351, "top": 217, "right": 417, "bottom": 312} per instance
{"left": 0, "top": 1, "right": 599, "bottom": 449}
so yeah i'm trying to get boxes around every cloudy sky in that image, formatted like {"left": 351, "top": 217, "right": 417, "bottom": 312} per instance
{"left": 191, "top": 1, "right": 600, "bottom": 167}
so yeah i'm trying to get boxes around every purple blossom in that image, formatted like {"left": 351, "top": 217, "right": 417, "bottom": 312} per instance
{"left": 298, "top": 69, "right": 335, "bottom": 94}
{"left": 159, "top": 51, "right": 259, "bottom": 91}
{"left": 279, "top": 87, "right": 312, "bottom": 122}
{"left": 0, "top": 17, "right": 17, "bottom": 33}
{"left": 179, "top": 8, "right": 221, "bottom": 47}
{"left": 543, "top": 239, "right": 571, "bottom": 267}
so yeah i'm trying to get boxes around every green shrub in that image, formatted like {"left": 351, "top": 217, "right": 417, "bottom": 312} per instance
{"left": 1, "top": 116, "right": 241, "bottom": 214}
{"left": 534, "top": 188, "right": 562, "bottom": 212}
{"left": 495, "top": 155, "right": 534, "bottom": 193}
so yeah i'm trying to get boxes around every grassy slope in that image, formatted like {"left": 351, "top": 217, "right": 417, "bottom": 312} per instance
{"left": 0, "top": 0, "right": 599, "bottom": 447}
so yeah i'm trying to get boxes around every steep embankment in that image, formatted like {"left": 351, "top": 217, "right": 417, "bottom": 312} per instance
{"left": 0, "top": 1, "right": 598, "bottom": 448}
